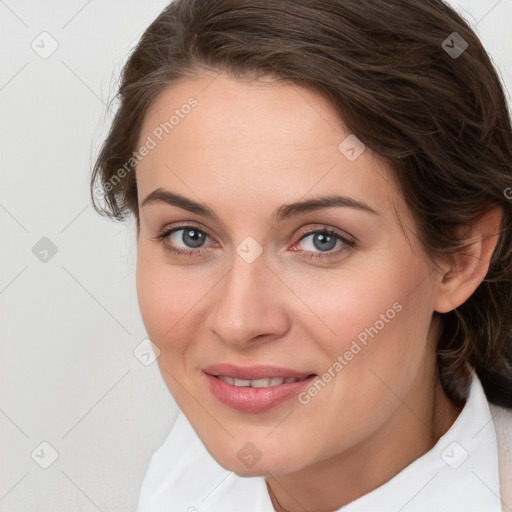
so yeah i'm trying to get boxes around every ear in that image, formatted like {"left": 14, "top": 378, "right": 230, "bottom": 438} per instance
{"left": 434, "top": 207, "right": 503, "bottom": 313}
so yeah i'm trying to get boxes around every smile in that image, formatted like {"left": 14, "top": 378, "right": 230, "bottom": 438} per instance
{"left": 216, "top": 375, "right": 309, "bottom": 387}
{"left": 202, "top": 364, "right": 318, "bottom": 413}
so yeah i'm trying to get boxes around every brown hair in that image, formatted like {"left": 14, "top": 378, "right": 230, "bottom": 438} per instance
{"left": 91, "top": 0, "right": 512, "bottom": 408}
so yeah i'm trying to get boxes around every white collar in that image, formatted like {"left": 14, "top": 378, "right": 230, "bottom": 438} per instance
{"left": 137, "top": 370, "right": 502, "bottom": 511}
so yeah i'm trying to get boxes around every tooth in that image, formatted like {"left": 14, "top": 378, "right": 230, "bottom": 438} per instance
{"left": 250, "top": 378, "right": 272, "bottom": 387}
{"left": 233, "top": 378, "right": 251, "bottom": 387}
{"left": 217, "top": 375, "right": 306, "bottom": 387}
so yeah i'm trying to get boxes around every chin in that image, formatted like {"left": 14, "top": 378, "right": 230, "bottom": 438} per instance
{"left": 231, "top": 466, "right": 269, "bottom": 478}
{"left": 207, "top": 443, "right": 306, "bottom": 478}
{"left": 224, "top": 460, "right": 298, "bottom": 479}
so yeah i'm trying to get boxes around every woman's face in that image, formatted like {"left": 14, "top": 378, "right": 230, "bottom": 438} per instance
{"left": 135, "top": 72, "right": 445, "bottom": 477}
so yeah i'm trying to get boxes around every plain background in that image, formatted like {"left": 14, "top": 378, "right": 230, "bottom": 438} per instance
{"left": 1, "top": 0, "right": 511, "bottom": 510}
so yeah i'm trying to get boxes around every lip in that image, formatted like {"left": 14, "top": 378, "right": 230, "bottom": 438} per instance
{"left": 202, "top": 363, "right": 314, "bottom": 380}
{"left": 202, "top": 364, "right": 317, "bottom": 413}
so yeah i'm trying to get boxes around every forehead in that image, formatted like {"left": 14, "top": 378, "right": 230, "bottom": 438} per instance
{"left": 143, "top": 73, "right": 343, "bottom": 145}
{"left": 135, "top": 73, "right": 400, "bottom": 219}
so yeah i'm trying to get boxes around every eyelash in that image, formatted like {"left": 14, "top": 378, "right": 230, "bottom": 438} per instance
{"left": 293, "top": 226, "right": 356, "bottom": 259}
{"left": 152, "top": 223, "right": 356, "bottom": 260}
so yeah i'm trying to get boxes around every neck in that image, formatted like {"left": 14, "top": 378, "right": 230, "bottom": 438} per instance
{"left": 265, "top": 325, "right": 464, "bottom": 512}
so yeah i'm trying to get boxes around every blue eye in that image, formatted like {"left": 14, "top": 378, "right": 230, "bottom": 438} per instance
{"left": 169, "top": 227, "right": 208, "bottom": 249}
{"left": 154, "top": 225, "right": 355, "bottom": 259}
{"left": 299, "top": 231, "right": 340, "bottom": 252}
{"left": 154, "top": 225, "right": 213, "bottom": 257}
{"left": 294, "top": 228, "right": 354, "bottom": 259}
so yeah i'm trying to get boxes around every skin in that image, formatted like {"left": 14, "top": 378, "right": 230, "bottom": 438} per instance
{"left": 134, "top": 72, "right": 501, "bottom": 512}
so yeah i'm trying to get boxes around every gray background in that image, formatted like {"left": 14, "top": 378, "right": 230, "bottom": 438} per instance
{"left": 1, "top": 0, "right": 511, "bottom": 510}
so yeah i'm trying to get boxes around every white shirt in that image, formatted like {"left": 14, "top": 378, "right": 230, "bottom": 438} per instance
{"left": 137, "top": 370, "right": 502, "bottom": 511}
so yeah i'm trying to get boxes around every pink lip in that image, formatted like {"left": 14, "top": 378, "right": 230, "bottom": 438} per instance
{"left": 202, "top": 363, "right": 313, "bottom": 380}
{"left": 202, "top": 364, "right": 317, "bottom": 413}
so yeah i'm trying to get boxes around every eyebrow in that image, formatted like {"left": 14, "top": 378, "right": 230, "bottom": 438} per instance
{"left": 141, "top": 187, "right": 379, "bottom": 222}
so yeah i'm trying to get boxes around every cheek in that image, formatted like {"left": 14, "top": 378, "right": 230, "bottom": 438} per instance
{"left": 283, "top": 267, "right": 436, "bottom": 461}
{"left": 135, "top": 246, "right": 194, "bottom": 353}
{"left": 284, "top": 258, "right": 416, "bottom": 353}
{"left": 135, "top": 243, "right": 228, "bottom": 377}
{"left": 135, "top": 250, "right": 207, "bottom": 410}
{"left": 289, "top": 255, "right": 436, "bottom": 399}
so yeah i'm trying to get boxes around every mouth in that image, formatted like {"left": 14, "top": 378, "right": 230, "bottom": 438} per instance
{"left": 202, "top": 363, "right": 314, "bottom": 380}
{"left": 202, "top": 363, "right": 318, "bottom": 413}
{"left": 214, "top": 375, "right": 311, "bottom": 387}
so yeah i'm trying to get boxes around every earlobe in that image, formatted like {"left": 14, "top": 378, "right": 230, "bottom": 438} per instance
{"left": 434, "top": 207, "right": 502, "bottom": 313}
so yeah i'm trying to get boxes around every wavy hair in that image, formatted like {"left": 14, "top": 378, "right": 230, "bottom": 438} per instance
{"left": 91, "top": 0, "right": 512, "bottom": 408}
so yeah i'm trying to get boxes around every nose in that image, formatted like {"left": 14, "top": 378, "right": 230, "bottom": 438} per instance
{"left": 205, "top": 251, "right": 290, "bottom": 349}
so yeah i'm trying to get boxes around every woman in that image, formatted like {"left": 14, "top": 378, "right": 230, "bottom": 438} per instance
{"left": 91, "top": 0, "right": 512, "bottom": 510}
